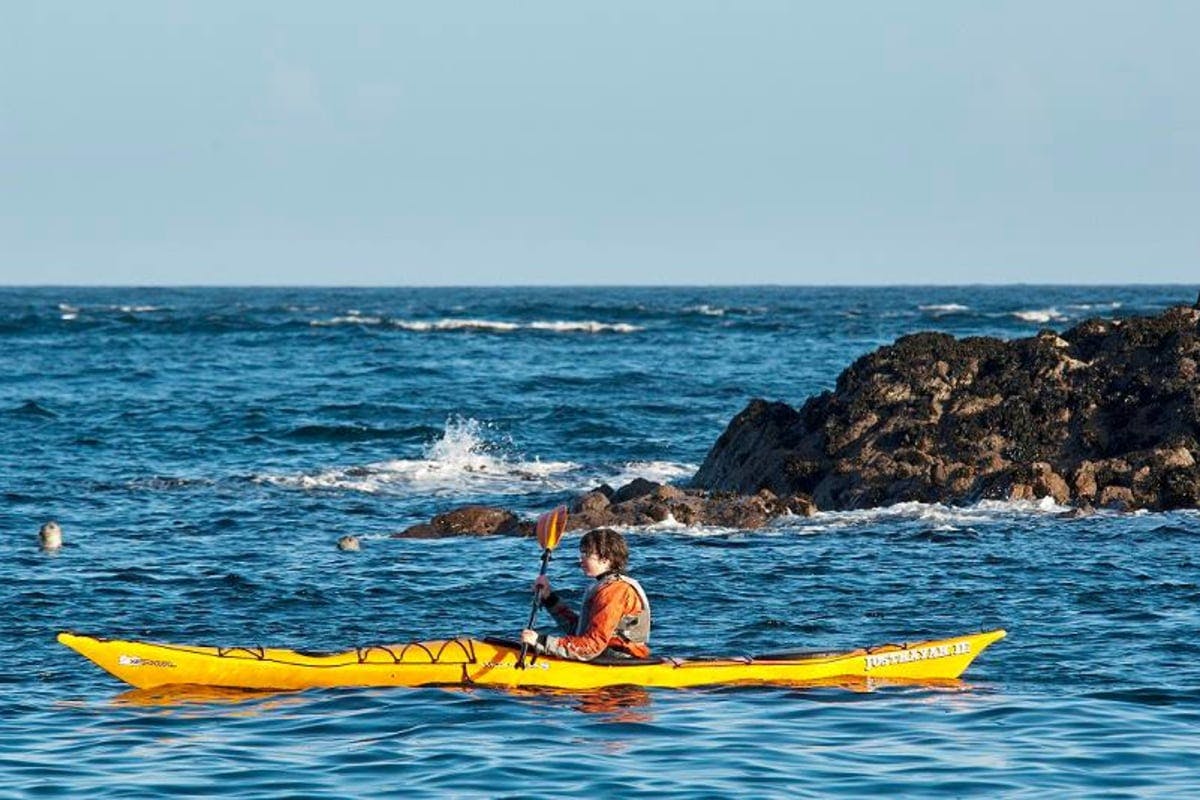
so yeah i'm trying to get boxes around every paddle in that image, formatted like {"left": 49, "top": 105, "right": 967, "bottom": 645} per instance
{"left": 515, "top": 505, "right": 567, "bottom": 669}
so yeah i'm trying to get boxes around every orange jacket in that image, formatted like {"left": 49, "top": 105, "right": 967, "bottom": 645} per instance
{"left": 539, "top": 574, "right": 651, "bottom": 661}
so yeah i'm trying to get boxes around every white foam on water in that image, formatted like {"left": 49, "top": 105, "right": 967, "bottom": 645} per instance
{"left": 642, "top": 512, "right": 688, "bottom": 531}
{"left": 56, "top": 303, "right": 166, "bottom": 318}
{"left": 919, "top": 303, "right": 970, "bottom": 315}
{"left": 421, "top": 416, "right": 510, "bottom": 467}
{"left": 596, "top": 460, "right": 698, "bottom": 489}
{"left": 1012, "top": 308, "right": 1067, "bottom": 324}
{"left": 258, "top": 417, "right": 580, "bottom": 496}
{"left": 771, "top": 496, "right": 1074, "bottom": 534}
{"left": 394, "top": 318, "right": 521, "bottom": 332}
{"left": 256, "top": 418, "right": 699, "bottom": 500}
{"left": 311, "top": 314, "right": 384, "bottom": 326}
{"left": 585, "top": 495, "right": 1086, "bottom": 538}
{"left": 528, "top": 320, "right": 643, "bottom": 333}
{"left": 594, "top": 512, "right": 751, "bottom": 538}
{"left": 91, "top": 304, "right": 169, "bottom": 314}
{"left": 591, "top": 512, "right": 692, "bottom": 537}
{"left": 378, "top": 318, "right": 642, "bottom": 334}
{"left": 1066, "top": 302, "right": 1122, "bottom": 312}
{"left": 683, "top": 304, "right": 727, "bottom": 316}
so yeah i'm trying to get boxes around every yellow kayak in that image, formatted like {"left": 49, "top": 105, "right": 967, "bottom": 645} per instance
{"left": 58, "top": 629, "right": 1005, "bottom": 692}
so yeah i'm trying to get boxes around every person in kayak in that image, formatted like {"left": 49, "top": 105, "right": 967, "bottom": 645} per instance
{"left": 520, "top": 528, "right": 651, "bottom": 661}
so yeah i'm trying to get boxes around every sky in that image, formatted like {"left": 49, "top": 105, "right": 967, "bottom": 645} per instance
{"left": 2, "top": 2, "right": 1197, "bottom": 286}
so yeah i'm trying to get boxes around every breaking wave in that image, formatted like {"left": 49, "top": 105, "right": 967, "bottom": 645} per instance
{"left": 258, "top": 417, "right": 578, "bottom": 496}
{"left": 1011, "top": 308, "right": 1068, "bottom": 324}
{"left": 311, "top": 316, "right": 642, "bottom": 334}
{"left": 255, "top": 419, "right": 695, "bottom": 499}
{"left": 919, "top": 303, "right": 970, "bottom": 315}
{"left": 769, "top": 497, "right": 1077, "bottom": 535}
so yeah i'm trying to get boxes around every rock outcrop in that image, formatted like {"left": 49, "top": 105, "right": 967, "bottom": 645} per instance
{"left": 393, "top": 505, "right": 527, "bottom": 539}
{"left": 564, "top": 482, "right": 814, "bottom": 530}
{"left": 393, "top": 481, "right": 816, "bottom": 538}
{"left": 693, "top": 304, "right": 1200, "bottom": 511}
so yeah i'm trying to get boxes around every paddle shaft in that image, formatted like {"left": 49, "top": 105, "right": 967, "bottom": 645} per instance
{"left": 515, "top": 548, "right": 552, "bottom": 669}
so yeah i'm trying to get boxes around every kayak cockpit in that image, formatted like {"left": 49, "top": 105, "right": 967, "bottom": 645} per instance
{"left": 481, "top": 637, "right": 666, "bottom": 666}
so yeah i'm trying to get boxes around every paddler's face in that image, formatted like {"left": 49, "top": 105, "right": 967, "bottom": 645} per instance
{"left": 578, "top": 548, "right": 612, "bottom": 578}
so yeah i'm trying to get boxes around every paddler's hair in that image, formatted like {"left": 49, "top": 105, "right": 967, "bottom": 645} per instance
{"left": 579, "top": 528, "right": 629, "bottom": 572}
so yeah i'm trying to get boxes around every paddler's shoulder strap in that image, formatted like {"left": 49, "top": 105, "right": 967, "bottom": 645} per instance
{"left": 612, "top": 574, "right": 651, "bottom": 612}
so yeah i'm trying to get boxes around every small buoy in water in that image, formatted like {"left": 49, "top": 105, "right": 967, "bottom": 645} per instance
{"left": 337, "top": 535, "right": 361, "bottom": 552}
{"left": 39, "top": 521, "right": 63, "bottom": 551}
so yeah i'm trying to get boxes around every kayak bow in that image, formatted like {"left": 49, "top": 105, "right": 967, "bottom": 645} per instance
{"left": 58, "top": 629, "right": 1005, "bottom": 692}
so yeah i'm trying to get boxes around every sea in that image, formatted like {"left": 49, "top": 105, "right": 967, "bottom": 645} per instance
{"left": 3, "top": 285, "right": 1198, "bottom": 798}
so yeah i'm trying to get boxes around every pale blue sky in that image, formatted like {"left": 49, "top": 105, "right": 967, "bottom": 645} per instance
{"left": 2, "top": 2, "right": 1197, "bottom": 285}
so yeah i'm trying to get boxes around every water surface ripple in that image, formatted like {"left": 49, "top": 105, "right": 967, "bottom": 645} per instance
{"left": 3, "top": 286, "right": 1199, "bottom": 797}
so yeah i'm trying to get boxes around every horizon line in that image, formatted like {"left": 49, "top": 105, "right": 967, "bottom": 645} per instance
{"left": 2, "top": 282, "right": 1198, "bottom": 291}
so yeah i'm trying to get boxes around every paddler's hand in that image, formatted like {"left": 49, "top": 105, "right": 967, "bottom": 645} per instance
{"left": 520, "top": 629, "right": 539, "bottom": 647}
{"left": 531, "top": 575, "right": 552, "bottom": 601}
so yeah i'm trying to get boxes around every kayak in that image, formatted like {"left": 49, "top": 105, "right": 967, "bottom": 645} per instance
{"left": 58, "top": 629, "right": 1005, "bottom": 692}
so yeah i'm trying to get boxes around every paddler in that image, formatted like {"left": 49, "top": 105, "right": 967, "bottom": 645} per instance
{"left": 520, "top": 528, "right": 651, "bottom": 661}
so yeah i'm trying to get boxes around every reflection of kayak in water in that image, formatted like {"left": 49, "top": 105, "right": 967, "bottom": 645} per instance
{"left": 58, "top": 629, "right": 1005, "bottom": 692}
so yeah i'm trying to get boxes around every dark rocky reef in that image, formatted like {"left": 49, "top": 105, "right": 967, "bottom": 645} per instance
{"left": 693, "top": 303, "right": 1200, "bottom": 511}
{"left": 563, "top": 480, "right": 814, "bottom": 530}
{"left": 392, "top": 480, "right": 816, "bottom": 538}
{"left": 393, "top": 505, "right": 528, "bottom": 538}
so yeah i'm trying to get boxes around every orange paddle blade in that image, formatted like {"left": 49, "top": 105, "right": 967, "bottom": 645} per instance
{"left": 536, "top": 506, "right": 568, "bottom": 550}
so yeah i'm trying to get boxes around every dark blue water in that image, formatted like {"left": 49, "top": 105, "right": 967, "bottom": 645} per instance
{"left": 4, "top": 286, "right": 1199, "bottom": 797}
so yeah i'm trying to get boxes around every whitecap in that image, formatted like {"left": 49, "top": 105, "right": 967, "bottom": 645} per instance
{"left": 387, "top": 318, "right": 640, "bottom": 334}
{"left": 919, "top": 303, "right": 970, "bottom": 315}
{"left": 1012, "top": 308, "right": 1067, "bottom": 324}
{"left": 311, "top": 314, "right": 384, "bottom": 327}
{"left": 1066, "top": 302, "right": 1122, "bottom": 312}
{"left": 683, "top": 304, "right": 726, "bottom": 317}
{"left": 527, "top": 321, "right": 643, "bottom": 334}
{"left": 393, "top": 319, "right": 521, "bottom": 333}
